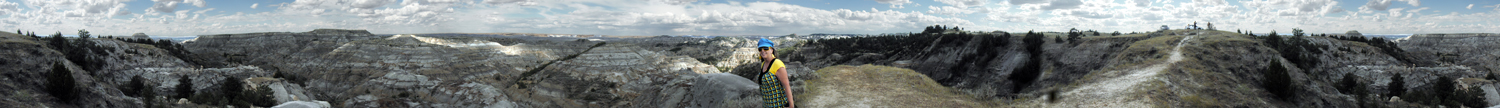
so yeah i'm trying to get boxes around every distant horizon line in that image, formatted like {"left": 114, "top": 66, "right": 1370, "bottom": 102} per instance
{"left": 37, "top": 32, "right": 1492, "bottom": 38}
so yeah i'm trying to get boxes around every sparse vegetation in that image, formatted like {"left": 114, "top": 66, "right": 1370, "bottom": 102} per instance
{"left": 1330, "top": 30, "right": 1409, "bottom": 63}
{"left": 1183, "top": 94, "right": 1217, "bottom": 107}
{"left": 1259, "top": 30, "right": 1323, "bottom": 70}
{"left": 1009, "top": 30, "right": 1045, "bottom": 93}
{"left": 120, "top": 37, "right": 193, "bottom": 61}
{"left": 1400, "top": 76, "right": 1487, "bottom": 107}
{"left": 187, "top": 76, "right": 276, "bottom": 107}
{"left": 48, "top": 30, "right": 111, "bottom": 73}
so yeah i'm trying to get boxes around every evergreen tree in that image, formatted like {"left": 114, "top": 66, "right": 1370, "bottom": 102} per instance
{"left": 1337, "top": 73, "right": 1359, "bottom": 94}
{"left": 177, "top": 75, "right": 194, "bottom": 99}
{"left": 125, "top": 75, "right": 148, "bottom": 96}
{"left": 46, "top": 62, "right": 78, "bottom": 103}
{"left": 77, "top": 29, "right": 90, "bottom": 39}
{"left": 1460, "top": 86, "right": 1488, "bottom": 107}
{"left": 143, "top": 86, "right": 157, "bottom": 108}
{"left": 1292, "top": 28, "right": 1304, "bottom": 37}
{"left": 222, "top": 76, "right": 244, "bottom": 101}
{"left": 248, "top": 85, "right": 277, "bottom": 107}
{"left": 1434, "top": 76, "right": 1454, "bottom": 102}
{"left": 1388, "top": 74, "right": 1405, "bottom": 97}
{"left": 1263, "top": 60, "right": 1294, "bottom": 100}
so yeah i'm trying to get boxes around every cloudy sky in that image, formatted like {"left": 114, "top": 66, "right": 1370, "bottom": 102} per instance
{"left": 0, "top": 0, "right": 1497, "bottom": 36}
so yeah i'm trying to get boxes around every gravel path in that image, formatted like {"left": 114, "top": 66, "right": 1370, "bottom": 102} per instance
{"left": 1054, "top": 36, "right": 1193, "bottom": 107}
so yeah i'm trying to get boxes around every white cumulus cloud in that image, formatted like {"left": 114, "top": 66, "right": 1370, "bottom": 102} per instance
{"left": 148, "top": 0, "right": 208, "bottom": 14}
{"left": 0, "top": 1, "right": 18, "bottom": 16}
{"left": 1361, "top": 0, "right": 1420, "bottom": 11}
{"left": 935, "top": 0, "right": 985, "bottom": 8}
{"left": 872, "top": 0, "right": 912, "bottom": 8}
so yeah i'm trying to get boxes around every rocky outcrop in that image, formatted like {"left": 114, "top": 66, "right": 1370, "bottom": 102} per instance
{"left": 505, "top": 43, "right": 751, "bottom": 107}
{"left": 0, "top": 32, "right": 140, "bottom": 108}
{"left": 307, "top": 29, "right": 372, "bottom": 35}
{"left": 11, "top": 28, "right": 1495, "bottom": 107}
{"left": 113, "top": 66, "right": 271, "bottom": 96}
{"left": 178, "top": 31, "right": 758, "bottom": 107}
{"left": 786, "top": 31, "right": 1144, "bottom": 98}
{"left": 1398, "top": 33, "right": 1500, "bottom": 72}
{"left": 271, "top": 101, "right": 331, "bottom": 108}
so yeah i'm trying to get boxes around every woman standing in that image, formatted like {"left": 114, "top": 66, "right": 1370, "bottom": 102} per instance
{"left": 757, "top": 38, "right": 793, "bottom": 108}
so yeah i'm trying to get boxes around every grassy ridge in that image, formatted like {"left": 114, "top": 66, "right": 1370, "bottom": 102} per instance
{"left": 799, "top": 65, "right": 989, "bottom": 107}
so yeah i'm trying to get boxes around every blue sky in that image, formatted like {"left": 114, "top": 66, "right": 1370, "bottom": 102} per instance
{"left": 1, "top": 0, "right": 1497, "bottom": 36}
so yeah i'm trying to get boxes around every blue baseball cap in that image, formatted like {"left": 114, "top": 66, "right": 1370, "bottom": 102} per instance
{"left": 757, "top": 38, "right": 775, "bottom": 48}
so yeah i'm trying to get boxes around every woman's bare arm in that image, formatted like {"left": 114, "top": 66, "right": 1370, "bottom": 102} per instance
{"left": 776, "top": 67, "right": 793, "bottom": 108}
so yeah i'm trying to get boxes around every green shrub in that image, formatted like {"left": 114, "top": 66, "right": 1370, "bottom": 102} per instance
{"left": 1262, "top": 60, "right": 1294, "bottom": 100}
{"left": 46, "top": 62, "right": 78, "bottom": 103}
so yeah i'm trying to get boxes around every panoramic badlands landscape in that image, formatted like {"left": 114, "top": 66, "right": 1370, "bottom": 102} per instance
{"left": 3, "top": 0, "right": 1500, "bottom": 108}
{"left": 3, "top": 27, "right": 1498, "bottom": 107}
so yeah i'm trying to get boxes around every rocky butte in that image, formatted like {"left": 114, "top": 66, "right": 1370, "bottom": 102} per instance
{"left": 0, "top": 27, "right": 1496, "bottom": 107}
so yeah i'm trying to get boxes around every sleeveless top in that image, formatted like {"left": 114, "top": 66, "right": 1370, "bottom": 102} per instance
{"left": 759, "top": 59, "right": 788, "bottom": 108}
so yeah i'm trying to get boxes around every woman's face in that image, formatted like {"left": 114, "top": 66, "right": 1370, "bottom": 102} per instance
{"left": 759, "top": 47, "right": 773, "bottom": 59}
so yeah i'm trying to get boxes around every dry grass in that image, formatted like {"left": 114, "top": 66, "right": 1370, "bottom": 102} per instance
{"left": 1106, "top": 35, "right": 1185, "bottom": 71}
{"left": 0, "top": 32, "right": 42, "bottom": 46}
{"left": 1156, "top": 30, "right": 1280, "bottom": 107}
{"left": 800, "top": 65, "right": 989, "bottom": 108}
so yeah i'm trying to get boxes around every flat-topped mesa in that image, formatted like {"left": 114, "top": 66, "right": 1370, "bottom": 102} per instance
{"left": 131, "top": 33, "right": 150, "bottom": 39}
{"left": 307, "top": 29, "right": 373, "bottom": 35}
{"left": 193, "top": 29, "right": 375, "bottom": 39}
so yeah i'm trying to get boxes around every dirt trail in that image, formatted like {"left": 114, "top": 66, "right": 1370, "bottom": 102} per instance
{"left": 1052, "top": 36, "right": 1193, "bottom": 107}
